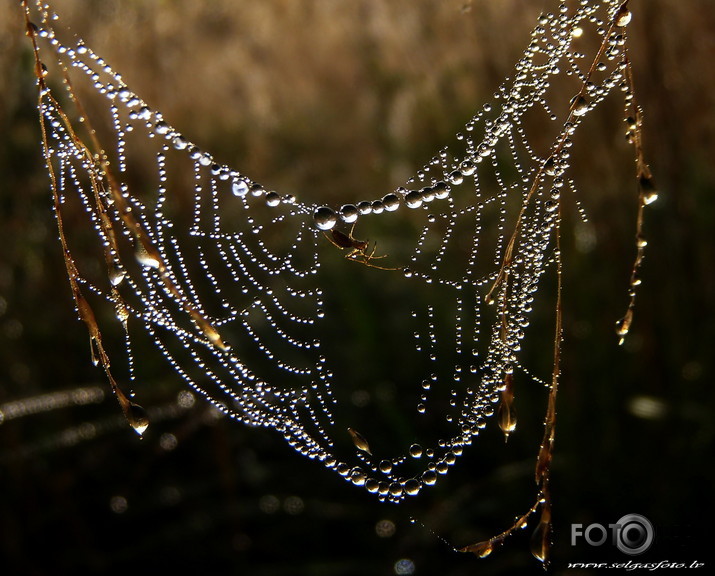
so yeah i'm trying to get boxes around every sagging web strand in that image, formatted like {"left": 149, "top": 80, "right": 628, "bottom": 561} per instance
{"left": 25, "top": 0, "right": 652, "bottom": 565}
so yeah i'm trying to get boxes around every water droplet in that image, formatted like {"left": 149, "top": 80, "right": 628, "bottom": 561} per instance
{"left": 135, "top": 243, "right": 161, "bottom": 269}
{"left": 421, "top": 470, "right": 437, "bottom": 486}
{"left": 265, "top": 191, "right": 281, "bottom": 207}
{"left": 433, "top": 181, "right": 449, "bottom": 199}
{"left": 114, "top": 299, "right": 130, "bottom": 326}
{"left": 313, "top": 206, "right": 337, "bottom": 231}
{"left": 403, "top": 479, "right": 421, "bottom": 495}
{"left": 571, "top": 95, "right": 589, "bottom": 116}
{"left": 460, "top": 540, "right": 493, "bottom": 558}
{"left": 357, "top": 201, "right": 372, "bottom": 215}
{"left": 530, "top": 507, "right": 551, "bottom": 563}
{"left": 340, "top": 204, "right": 359, "bottom": 223}
{"left": 382, "top": 194, "right": 400, "bottom": 212}
{"left": 137, "top": 106, "right": 151, "bottom": 121}
{"left": 379, "top": 460, "right": 393, "bottom": 474}
{"left": 543, "top": 157, "right": 556, "bottom": 176}
{"left": 232, "top": 179, "right": 249, "bottom": 196}
{"left": 26, "top": 21, "right": 39, "bottom": 37}
{"left": 348, "top": 427, "right": 372, "bottom": 455}
{"left": 127, "top": 402, "right": 149, "bottom": 436}
{"left": 449, "top": 170, "right": 464, "bottom": 185}
{"left": 405, "top": 190, "right": 422, "bottom": 209}
{"left": 109, "top": 264, "right": 125, "bottom": 286}
{"left": 350, "top": 468, "right": 367, "bottom": 486}
{"left": 478, "top": 145, "right": 492, "bottom": 158}
{"left": 420, "top": 187, "right": 435, "bottom": 203}
{"left": 616, "top": 308, "right": 634, "bottom": 341}
{"left": 498, "top": 395, "right": 517, "bottom": 439}
{"left": 365, "top": 479, "right": 379, "bottom": 493}
{"left": 639, "top": 174, "right": 658, "bottom": 205}
{"left": 409, "top": 444, "right": 423, "bottom": 458}
{"left": 154, "top": 120, "right": 170, "bottom": 136}
{"left": 460, "top": 160, "right": 476, "bottom": 176}
{"left": 172, "top": 135, "right": 188, "bottom": 150}
{"left": 200, "top": 320, "right": 229, "bottom": 350}
{"left": 615, "top": 5, "right": 632, "bottom": 27}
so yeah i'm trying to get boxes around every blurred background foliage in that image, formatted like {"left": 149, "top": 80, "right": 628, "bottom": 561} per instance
{"left": 1, "top": 1, "right": 714, "bottom": 574}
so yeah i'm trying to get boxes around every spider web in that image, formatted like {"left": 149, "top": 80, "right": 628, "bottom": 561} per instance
{"left": 25, "top": 0, "right": 650, "bottom": 560}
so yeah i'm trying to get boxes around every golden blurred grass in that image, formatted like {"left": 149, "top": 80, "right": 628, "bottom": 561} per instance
{"left": 3, "top": 0, "right": 714, "bottom": 200}
{"left": 3, "top": 1, "right": 545, "bottom": 197}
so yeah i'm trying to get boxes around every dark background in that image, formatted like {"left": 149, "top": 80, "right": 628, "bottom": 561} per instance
{"left": 1, "top": 1, "right": 713, "bottom": 574}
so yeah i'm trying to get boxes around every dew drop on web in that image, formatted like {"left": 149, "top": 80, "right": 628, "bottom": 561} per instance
{"left": 265, "top": 191, "right": 281, "bottom": 207}
{"left": 313, "top": 206, "right": 337, "bottom": 230}
{"left": 460, "top": 539, "right": 493, "bottom": 558}
{"left": 339, "top": 204, "right": 359, "bottom": 223}
{"left": 232, "top": 179, "right": 249, "bottom": 197}
{"left": 615, "top": 5, "right": 632, "bottom": 27}
{"left": 127, "top": 402, "right": 149, "bottom": 436}
{"left": 134, "top": 243, "right": 161, "bottom": 269}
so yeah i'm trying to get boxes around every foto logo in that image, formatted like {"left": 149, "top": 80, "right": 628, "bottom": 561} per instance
{"left": 571, "top": 513, "right": 654, "bottom": 555}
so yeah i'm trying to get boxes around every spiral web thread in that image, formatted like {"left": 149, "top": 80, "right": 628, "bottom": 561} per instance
{"left": 24, "top": 0, "right": 654, "bottom": 564}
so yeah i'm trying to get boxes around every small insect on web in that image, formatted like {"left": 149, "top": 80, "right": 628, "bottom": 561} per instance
{"left": 324, "top": 222, "right": 400, "bottom": 271}
{"left": 22, "top": 0, "right": 655, "bottom": 566}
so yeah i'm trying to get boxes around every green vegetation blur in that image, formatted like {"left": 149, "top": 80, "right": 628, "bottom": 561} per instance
{"left": 1, "top": 1, "right": 713, "bottom": 574}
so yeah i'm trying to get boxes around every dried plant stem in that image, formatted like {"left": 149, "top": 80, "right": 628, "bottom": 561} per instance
{"left": 616, "top": 21, "right": 656, "bottom": 344}
{"left": 22, "top": 2, "right": 148, "bottom": 434}
{"left": 22, "top": 0, "right": 230, "bottom": 434}
{"left": 465, "top": 1, "right": 642, "bottom": 565}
